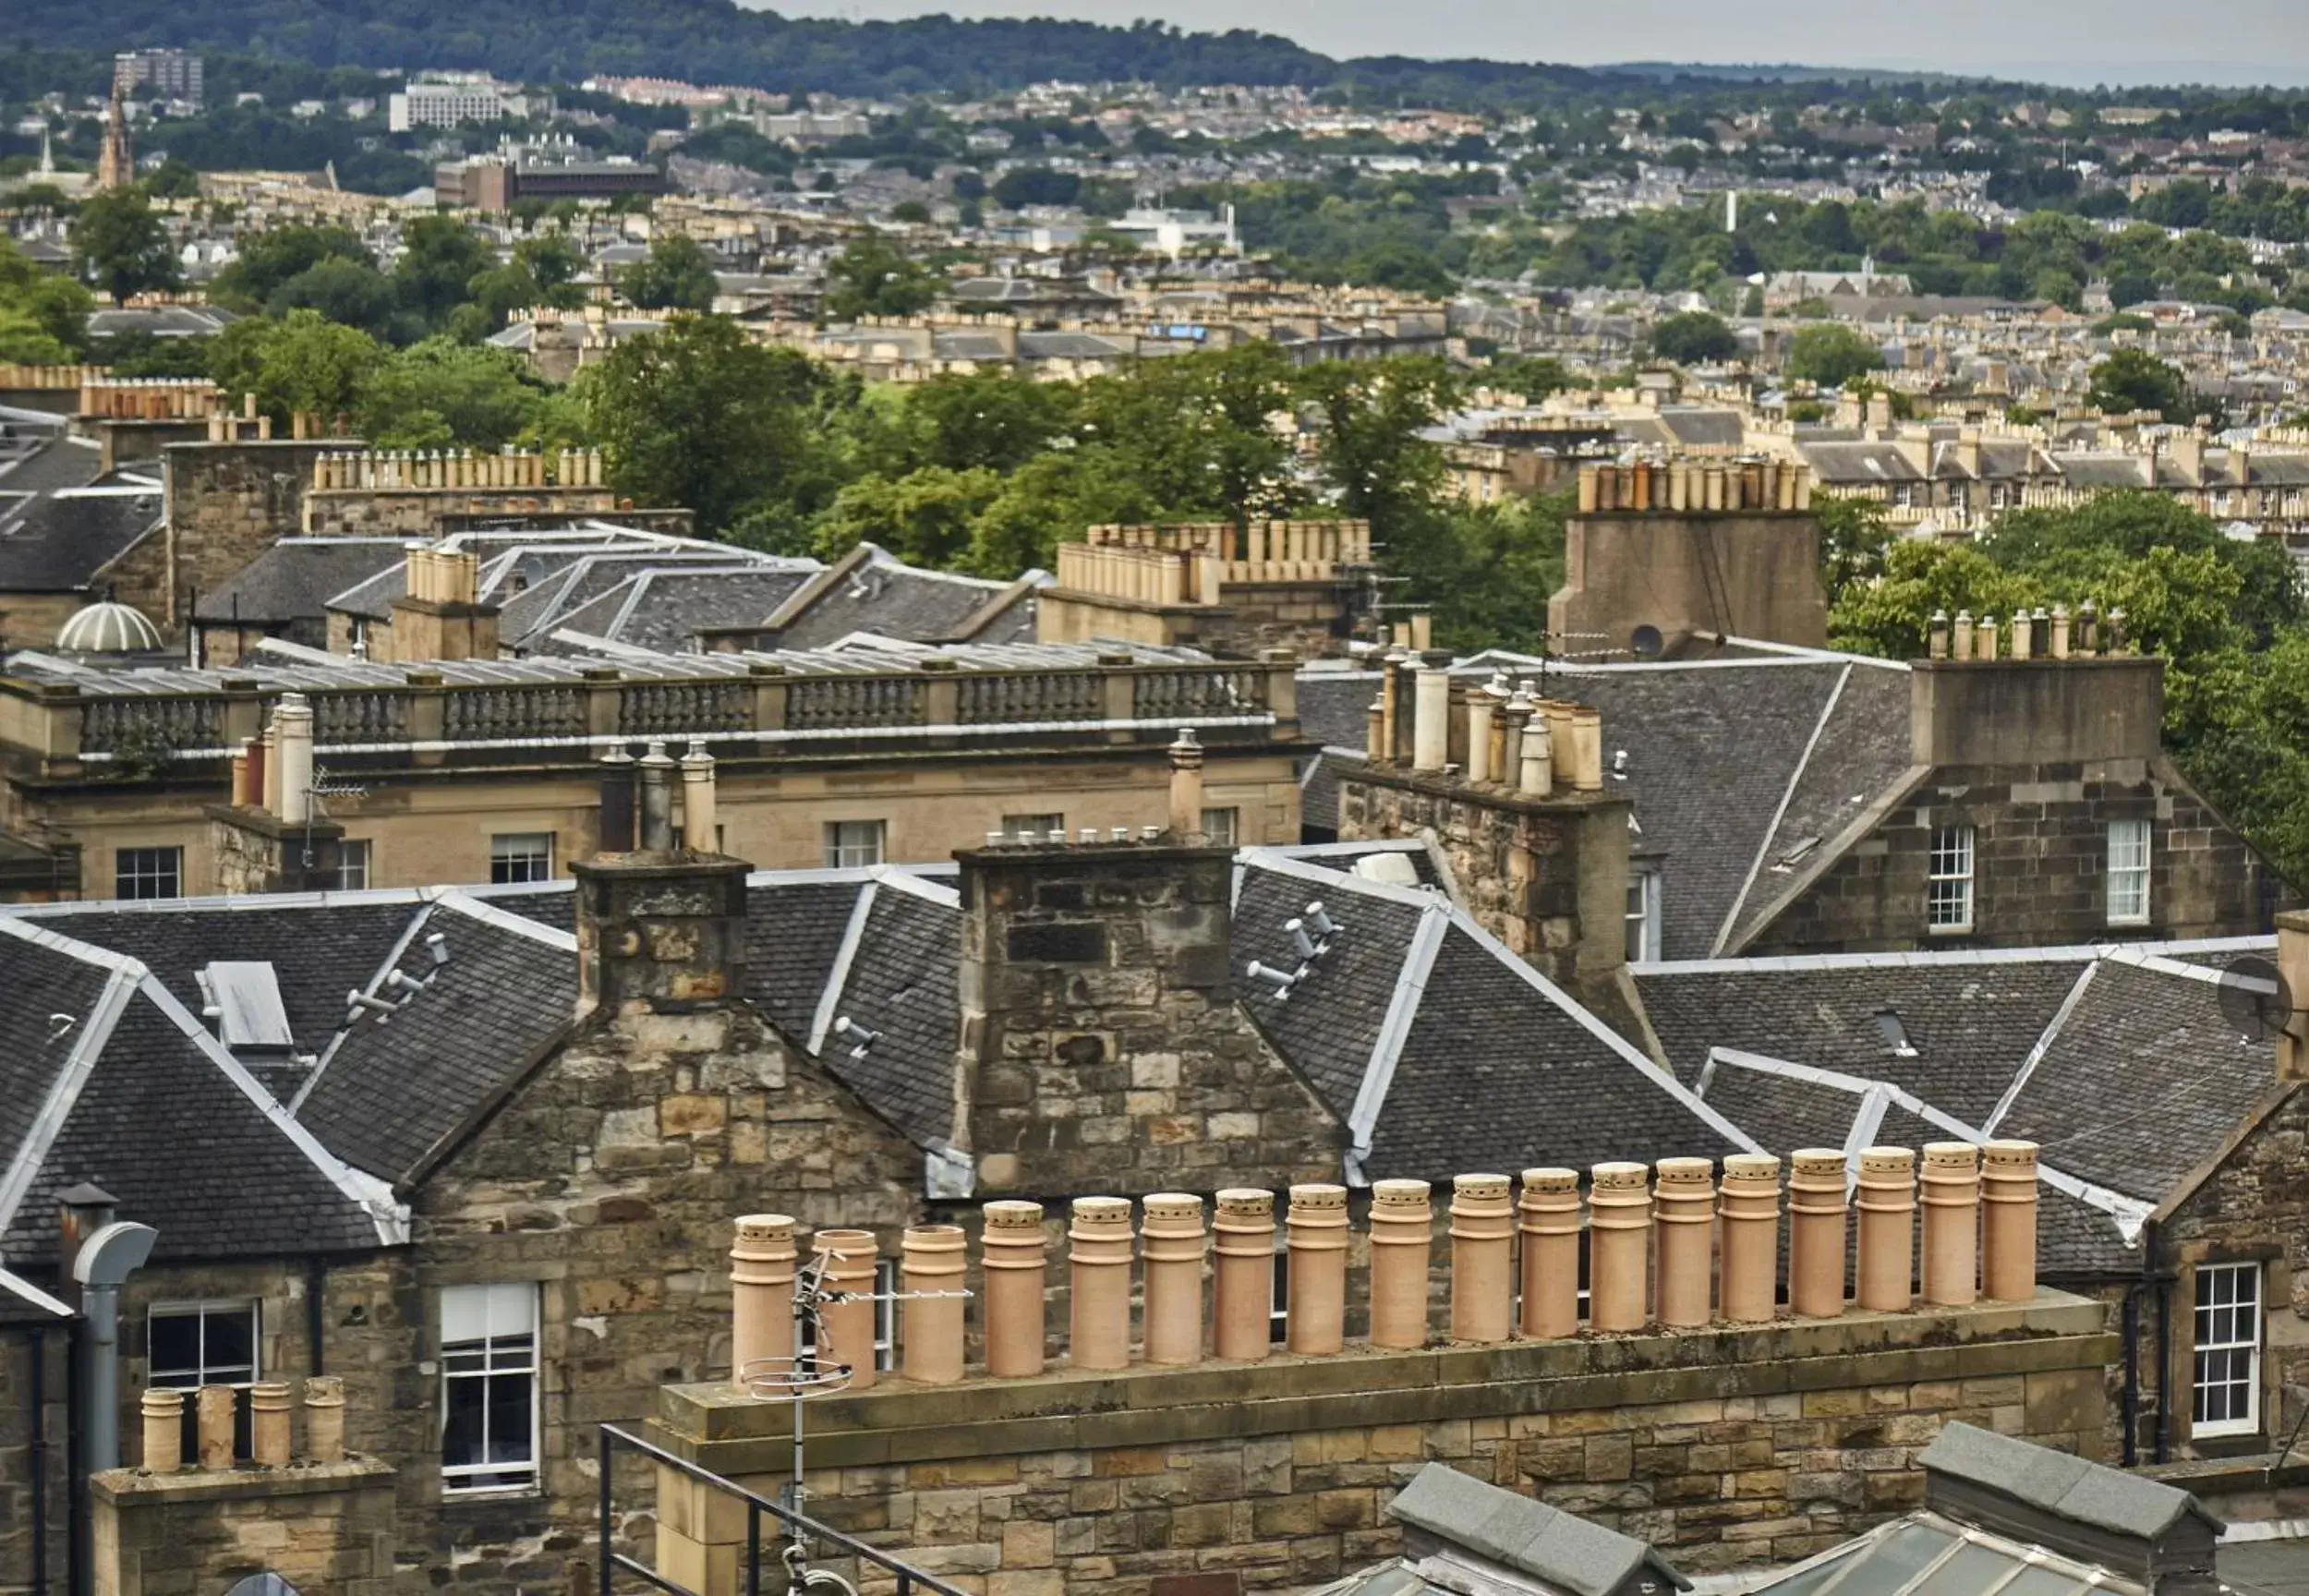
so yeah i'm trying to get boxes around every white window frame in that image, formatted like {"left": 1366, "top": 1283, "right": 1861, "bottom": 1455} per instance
{"left": 439, "top": 1283, "right": 541, "bottom": 1494}
{"left": 1001, "top": 813, "right": 1065, "bottom": 843}
{"left": 334, "top": 839, "right": 372, "bottom": 892}
{"left": 116, "top": 845, "right": 183, "bottom": 901}
{"left": 149, "top": 1299, "right": 260, "bottom": 1460}
{"left": 1927, "top": 823, "right": 1975, "bottom": 934}
{"left": 1200, "top": 806, "right": 1239, "bottom": 848}
{"left": 823, "top": 819, "right": 887, "bottom": 869}
{"left": 2193, "top": 1262, "right": 2262, "bottom": 1439}
{"left": 489, "top": 832, "right": 554, "bottom": 885}
{"left": 2107, "top": 817, "right": 2151, "bottom": 926}
{"left": 1625, "top": 865, "right": 1662, "bottom": 961}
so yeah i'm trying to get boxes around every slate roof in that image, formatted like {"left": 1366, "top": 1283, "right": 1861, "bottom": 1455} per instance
{"left": 0, "top": 919, "right": 395, "bottom": 1267}
{"left": 0, "top": 429, "right": 163, "bottom": 596}
{"left": 546, "top": 565, "right": 818, "bottom": 653}
{"left": 1233, "top": 851, "right": 1756, "bottom": 1183}
{"left": 812, "top": 877, "right": 963, "bottom": 1147}
{"left": 194, "top": 539, "right": 409, "bottom": 626}
{"left": 1387, "top": 1461, "right": 1691, "bottom": 1596}
{"left": 289, "top": 895, "right": 580, "bottom": 1185}
{"left": 1919, "top": 1421, "right": 2218, "bottom": 1538}
{"left": 742, "top": 877, "right": 876, "bottom": 1048}
{"left": 768, "top": 544, "right": 1041, "bottom": 651}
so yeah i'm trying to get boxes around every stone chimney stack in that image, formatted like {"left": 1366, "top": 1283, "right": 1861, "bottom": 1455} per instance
{"left": 571, "top": 792, "right": 754, "bottom": 1010}
{"left": 384, "top": 544, "right": 500, "bottom": 662}
{"left": 2279, "top": 912, "right": 2309, "bottom": 1082}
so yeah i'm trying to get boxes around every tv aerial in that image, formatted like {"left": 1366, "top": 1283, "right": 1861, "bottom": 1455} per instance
{"left": 2214, "top": 955, "right": 2302, "bottom": 1046}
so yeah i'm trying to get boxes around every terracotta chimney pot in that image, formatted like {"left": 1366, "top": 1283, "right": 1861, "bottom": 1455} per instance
{"left": 1980, "top": 1140, "right": 2040, "bottom": 1301}
{"left": 249, "top": 1380, "right": 293, "bottom": 1468}
{"left": 1787, "top": 1150, "right": 1849, "bottom": 1318}
{"left": 1448, "top": 1174, "right": 1515, "bottom": 1344}
{"left": 1141, "top": 1193, "right": 1206, "bottom": 1365}
{"left": 195, "top": 1384, "right": 236, "bottom": 1471}
{"left": 1213, "top": 1189, "right": 1276, "bottom": 1361}
{"left": 1652, "top": 1157, "right": 1716, "bottom": 1328}
{"left": 1069, "top": 1197, "right": 1136, "bottom": 1372}
{"left": 303, "top": 1376, "right": 345, "bottom": 1464}
{"left": 140, "top": 1388, "right": 183, "bottom": 1473}
{"left": 1517, "top": 1168, "right": 1581, "bottom": 1338}
{"left": 901, "top": 1225, "right": 967, "bottom": 1384}
{"left": 1717, "top": 1153, "right": 1782, "bottom": 1324}
{"left": 1368, "top": 1179, "right": 1434, "bottom": 1349}
{"left": 1588, "top": 1162, "right": 1653, "bottom": 1333}
{"left": 1856, "top": 1147, "right": 1916, "bottom": 1312}
{"left": 810, "top": 1229, "right": 880, "bottom": 1390}
{"left": 981, "top": 1201, "right": 1047, "bottom": 1378}
{"left": 1920, "top": 1142, "right": 1981, "bottom": 1307}
{"left": 731, "top": 1215, "right": 798, "bottom": 1386}
{"left": 1286, "top": 1183, "right": 1349, "bottom": 1355}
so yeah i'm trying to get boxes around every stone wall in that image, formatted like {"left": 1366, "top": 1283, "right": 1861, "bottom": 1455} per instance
{"left": 91, "top": 1459, "right": 399, "bottom": 1596}
{"left": 1748, "top": 756, "right": 2277, "bottom": 953}
{"left": 163, "top": 441, "right": 341, "bottom": 632}
{"left": 958, "top": 841, "right": 1344, "bottom": 1199}
{"left": 1549, "top": 511, "right": 1827, "bottom": 655}
{"left": 652, "top": 1292, "right": 2117, "bottom": 1594}
{"left": 0, "top": 1326, "right": 67, "bottom": 1594}
{"left": 304, "top": 487, "right": 620, "bottom": 538}
{"left": 1336, "top": 761, "right": 1630, "bottom": 992}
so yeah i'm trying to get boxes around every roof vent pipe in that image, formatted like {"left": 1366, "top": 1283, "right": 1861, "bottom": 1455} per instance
{"left": 679, "top": 742, "right": 717, "bottom": 852}
{"left": 598, "top": 744, "right": 636, "bottom": 853}
{"left": 75, "top": 1219, "right": 160, "bottom": 1472}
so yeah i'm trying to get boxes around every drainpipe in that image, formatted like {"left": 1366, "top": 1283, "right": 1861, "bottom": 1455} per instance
{"left": 2122, "top": 1275, "right": 2142, "bottom": 1468}
{"left": 30, "top": 1324, "right": 49, "bottom": 1596}
{"left": 2147, "top": 1216, "right": 2173, "bottom": 1465}
{"left": 73, "top": 1221, "right": 158, "bottom": 1472}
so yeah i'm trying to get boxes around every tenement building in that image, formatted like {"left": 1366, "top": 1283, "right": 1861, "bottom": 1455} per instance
{"left": 0, "top": 752, "right": 2303, "bottom": 1593}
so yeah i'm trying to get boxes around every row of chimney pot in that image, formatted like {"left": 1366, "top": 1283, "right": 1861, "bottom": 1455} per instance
{"left": 405, "top": 546, "right": 482, "bottom": 606}
{"left": 137, "top": 1376, "right": 347, "bottom": 1474}
{"left": 77, "top": 376, "right": 222, "bottom": 420}
{"left": 1928, "top": 603, "right": 2128, "bottom": 662}
{"left": 728, "top": 1143, "right": 2040, "bottom": 1388}
{"left": 3, "top": 362, "right": 108, "bottom": 390}
{"left": 1367, "top": 664, "right": 1603, "bottom": 796}
{"left": 309, "top": 447, "right": 604, "bottom": 492}
{"left": 229, "top": 693, "right": 317, "bottom": 827}
{"left": 596, "top": 739, "right": 720, "bottom": 852}
{"left": 1576, "top": 460, "right": 1814, "bottom": 515}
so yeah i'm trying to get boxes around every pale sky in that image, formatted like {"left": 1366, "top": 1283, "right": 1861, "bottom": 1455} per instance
{"left": 751, "top": 0, "right": 2309, "bottom": 89}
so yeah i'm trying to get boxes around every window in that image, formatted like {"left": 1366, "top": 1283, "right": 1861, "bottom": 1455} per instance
{"left": 1927, "top": 824, "right": 1975, "bottom": 933}
{"left": 116, "top": 846, "right": 182, "bottom": 901}
{"left": 150, "top": 1300, "right": 259, "bottom": 1460}
{"left": 334, "top": 840, "right": 372, "bottom": 892}
{"left": 823, "top": 819, "right": 886, "bottom": 869}
{"left": 2194, "top": 1263, "right": 2262, "bottom": 1438}
{"left": 1270, "top": 1244, "right": 1290, "bottom": 1345}
{"left": 1200, "top": 807, "right": 1239, "bottom": 848}
{"left": 1001, "top": 813, "right": 1064, "bottom": 843}
{"left": 489, "top": 833, "right": 553, "bottom": 885}
{"left": 2108, "top": 818, "right": 2151, "bottom": 926}
{"left": 1625, "top": 866, "right": 1662, "bottom": 961}
{"left": 440, "top": 1284, "right": 539, "bottom": 1493}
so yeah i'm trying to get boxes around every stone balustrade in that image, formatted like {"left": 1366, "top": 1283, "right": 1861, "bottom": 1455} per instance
{"left": 6, "top": 651, "right": 1298, "bottom": 774}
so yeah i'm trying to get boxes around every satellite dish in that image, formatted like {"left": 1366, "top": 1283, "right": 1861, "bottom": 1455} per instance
{"left": 2215, "top": 955, "right": 2296, "bottom": 1044}
{"left": 1630, "top": 624, "right": 1664, "bottom": 659}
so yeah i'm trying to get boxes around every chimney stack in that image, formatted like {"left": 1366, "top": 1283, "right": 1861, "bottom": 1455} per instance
{"left": 679, "top": 742, "right": 718, "bottom": 852}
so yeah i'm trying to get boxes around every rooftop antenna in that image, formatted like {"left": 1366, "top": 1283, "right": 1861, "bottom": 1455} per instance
{"left": 738, "top": 1247, "right": 969, "bottom": 1590}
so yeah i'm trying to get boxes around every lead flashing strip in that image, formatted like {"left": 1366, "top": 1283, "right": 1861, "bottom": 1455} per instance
{"left": 811, "top": 882, "right": 879, "bottom": 1056}
{"left": 1633, "top": 933, "right": 2277, "bottom": 977}
{"left": 1712, "top": 661, "right": 1852, "bottom": 957}
{"left": 290, "top": 901, "right": 439, "bottom": 1117}
{"left": 869, "top": 864, "right": 961, "bottom": 911}
{"left": 1984, "top": 962, "right": 2101, "bottom": 1136}
{"left": 0, "top": 1265, "right": 72, "bottom": 1319}
{"left": 1345, "top": 901, "right": 1450, "bottom": 1179}
{"left": 429, "top": 889, "right": 580, "bottom": 952}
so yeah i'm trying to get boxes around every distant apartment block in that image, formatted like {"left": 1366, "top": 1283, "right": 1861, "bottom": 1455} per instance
{"left": 389, "top": 73, "right": 550, "bottom": 132}
{"left": 434, "top": 152, "right": 664, "bottom": 212}
{"left": 113, "top": 48, "right": 201, "bottom": 109}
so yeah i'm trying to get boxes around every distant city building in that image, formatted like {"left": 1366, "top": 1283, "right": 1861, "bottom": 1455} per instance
{"left": 755, "top": 108, "right": 871, "bottom": 144}
{"left": 113, "top": 48, "right": 202, "bottom": 110}
{"left": 435, "top": 142, "right": 664, "bottom": 211}
{"left": 388, "top": 73, "right": 550, "bottom": 132}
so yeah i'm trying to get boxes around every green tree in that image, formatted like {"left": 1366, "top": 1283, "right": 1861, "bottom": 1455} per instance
{"left": 1482, "top": 353, "right": 1573, "bottom": 399}
{"left": 1076, "top": 343, "right": 1299, "bottom": 529}
{"left": 355, "top": 337, "right": 560, "bottom": 451}
{"left": 0, "top": 237, "right": 95, "bottom": 361}
{"left": 1298, "top": 356, "right": 1457, "bottom": 531}
{"left": 579, "top": 314, "right": 840, "bottom": 536}
{"left": 393, "top": 214, "right": 492, "bottom": 334}
{"left": 895, "top": 369, "right": 1072, "bottom": 474}
{"left": 69, "top": 188, "right": 180, "bottom": 302}
{"left": 2086, "top": 348, "right": 2191, "bottom": 421}
{"left": 822, "top": 236, "right": 937, "bottom": 321}
{"left": 814, "top": 466, "right": 1003, "bottom": 566}
{"left": 212, "top": 224, "right": 373, "bottom": 310}
{"left": 1828, "top": 539, "right": 2044, "bottom": 660}
{"left": 1647, "top": 310, "right": 1739, "bottom": 365}
{"left": 1784, "top": 322, "right": 1884, "bottom": 388}
{"left": 271, "top": 256, "right": 403, "bottom": 342}
{"left": 209, "top": 308, "right": 383, "bottom": 427}
{"left": 616, "top": 234, "right": 719, "bottom": 312}
{"left": 1816, "top": 494, "right": 1893, "bottom": 609}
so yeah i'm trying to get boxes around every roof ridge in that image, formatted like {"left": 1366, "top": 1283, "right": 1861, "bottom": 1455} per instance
{"left": 1712, "top": 660, "right": 1851, "bottom": 957}
{"left": 429, "top": 889, "right": 580, "bottom": 952}
{"left": 810, "top": 880, "right": 879, "bottom": 1057}
{"left": 1344, "top": 898, "right": 1450, "bottom": 1181}
{"left": 1983, "top": 961, "right": 2099, "bottom": 1135}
